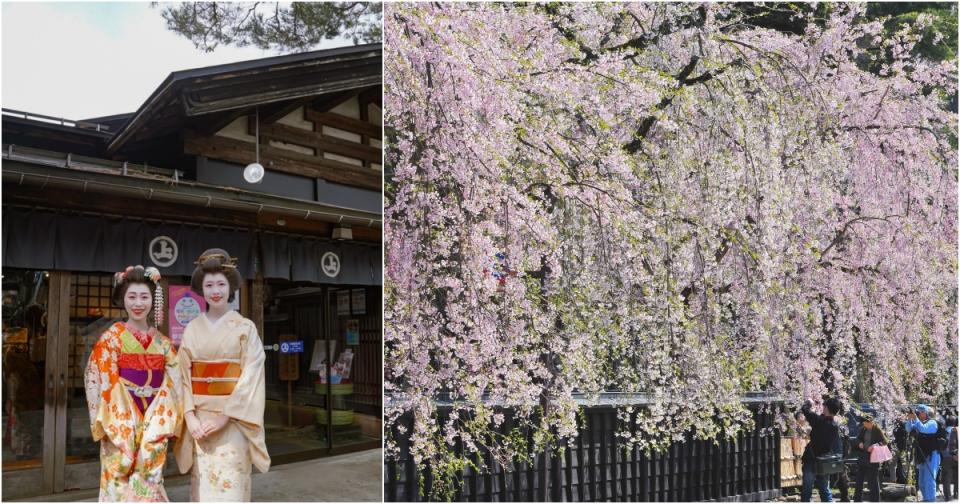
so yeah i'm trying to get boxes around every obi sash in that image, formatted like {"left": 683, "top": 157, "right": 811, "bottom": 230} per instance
{"left": 191, "top": 360, "right": 241, "bottom": 396}
{"left": 119, "top": 353, "right": 165, "bottom": 415}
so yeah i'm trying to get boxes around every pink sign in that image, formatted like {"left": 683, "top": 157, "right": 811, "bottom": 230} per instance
{"left": 168, "top": 285, "right": 206, "bottom": 347}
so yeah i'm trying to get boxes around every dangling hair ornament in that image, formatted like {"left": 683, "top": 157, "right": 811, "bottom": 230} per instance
{"left": 144, "top": 266, "right": 164, "bottom": 327}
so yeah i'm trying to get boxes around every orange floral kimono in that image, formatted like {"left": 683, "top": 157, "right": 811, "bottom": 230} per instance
{"left": 84, "top": 322, "right": 182, "bottom": 502}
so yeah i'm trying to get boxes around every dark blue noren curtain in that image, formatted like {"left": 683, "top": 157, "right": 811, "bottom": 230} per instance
{"left": 259, "top": 232, "right": 291, "bottom": 280}
{"left": 3, "top": 208, "right": 57, "bottom": 269}
{"left": 138, "top": 221, "right": 257, "bottom": 279}
{"left": 2, "top": 207, "right": 256, "bottom": 279}
{"left": 273, "top": 233, "right": 380, "bottom": 285}
{"left": 3, "top": 207, "right": 382, "bottom": 285}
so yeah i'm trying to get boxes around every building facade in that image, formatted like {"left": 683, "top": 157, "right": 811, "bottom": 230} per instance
{"left": 1, "top": 44, "right": 383, "bottom": 498}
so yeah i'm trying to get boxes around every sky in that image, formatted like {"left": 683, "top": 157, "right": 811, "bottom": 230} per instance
{"left": 1, "top": 2, "right": 358, "bottom": 120}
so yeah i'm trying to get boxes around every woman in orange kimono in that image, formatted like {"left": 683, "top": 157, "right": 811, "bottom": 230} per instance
{"left": 174, "top": 249, "right": 270, "bottom": 501}
{"left": 84, "top": 265, "right": 181, "bottom": 502}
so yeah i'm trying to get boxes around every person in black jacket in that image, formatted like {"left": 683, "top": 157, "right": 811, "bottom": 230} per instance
{"left": 893, "top": 412, "right": 909, "bottom": 484}
{"left": 942, "top": 415, "right": 958, "bottom": 501}
{"left": 852, "top": 413, "right": 889, "bottom": 502}
{"left": 800, "top": 397, "right": 844, "bottom": 502}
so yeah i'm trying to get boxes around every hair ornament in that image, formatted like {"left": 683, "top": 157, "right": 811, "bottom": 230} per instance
{"left": 144, "top": 266, "right": 162, "bottom": 283}
{"left": 194, "top": 253, "right": 238, "bottom": 269}
{"left": 144, "top": 266, "right": 164, "bottom": 327}
{"left": 154, "top": 285, "right": 164, "bottom": 327}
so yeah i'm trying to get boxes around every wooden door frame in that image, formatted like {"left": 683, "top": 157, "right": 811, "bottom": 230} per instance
{"left": 47, "top": 270, "right": 72, "bottom": 493}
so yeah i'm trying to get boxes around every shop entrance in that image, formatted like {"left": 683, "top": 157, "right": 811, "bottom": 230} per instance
{"left": 260, "top": 282, "right": 382, "bottom": 463}
{"left": 2, "top": 269, "right": 103, "bottom": 498}
{"left": 2, "top": 269, "right": 383, "bottom": 499}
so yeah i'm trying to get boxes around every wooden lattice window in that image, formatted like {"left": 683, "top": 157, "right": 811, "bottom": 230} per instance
{"left": 70, "top": 273, "right": 122, "bottom": 319}
{"left": 69, "top": 274, "right": 123, "bottom": 389}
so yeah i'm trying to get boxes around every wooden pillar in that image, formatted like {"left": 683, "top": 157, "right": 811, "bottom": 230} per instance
{"left": 358, "top": 98, "right": 370, "bottom": 169}
{"left": 251, "top": 272, "right": 265, "bottom": 340}
{"left": 46, "top": 271, "right": 70, "bottom": 493}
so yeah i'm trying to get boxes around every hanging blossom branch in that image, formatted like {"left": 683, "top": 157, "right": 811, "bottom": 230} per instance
{"left": 384, "top": 3, "right": 957, "bottom": 499}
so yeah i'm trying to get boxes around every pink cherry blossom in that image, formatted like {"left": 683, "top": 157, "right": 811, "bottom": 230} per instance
{"left": 384, "top": 3, "right": 957, "bottom": 495}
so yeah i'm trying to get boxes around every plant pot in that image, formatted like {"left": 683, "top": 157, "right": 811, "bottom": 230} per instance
{"left": 316, "top": 408, "right": 354, "bottom": 426}
{"left": 314, "top": 383, "right": 354, "bottom": 396}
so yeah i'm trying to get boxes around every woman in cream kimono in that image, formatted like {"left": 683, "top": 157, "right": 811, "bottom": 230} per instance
{"left": 175, "top": 248, "right": 270, "bottom": 501}
{"left": 84, "top": 265, "right": 181, "bottom": 502}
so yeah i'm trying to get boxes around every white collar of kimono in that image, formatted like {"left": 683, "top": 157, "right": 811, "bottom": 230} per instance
{"left": 202, "top": 310, "right": 238, "bottom": 331}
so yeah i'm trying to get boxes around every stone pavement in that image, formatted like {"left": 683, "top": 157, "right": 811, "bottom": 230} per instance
{"left": 15, "top": 449, "right": 382, "bottom": 502}
{"left": 773, "top": 482, "right": 956, "bottom": 502}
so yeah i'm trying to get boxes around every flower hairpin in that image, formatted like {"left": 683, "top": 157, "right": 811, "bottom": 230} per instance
{"left": 144, "top": 266, "right": 162, "bottom": 283}
{"left": 114, "top": 265, "right": 137, "bottom": 284}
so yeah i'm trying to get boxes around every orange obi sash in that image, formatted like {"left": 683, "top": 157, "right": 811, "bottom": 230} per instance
{"left": 191, "top": 360, "right": 241, "bottom": 395}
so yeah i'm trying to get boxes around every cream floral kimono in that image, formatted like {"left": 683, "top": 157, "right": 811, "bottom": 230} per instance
{"left": 84, "top": 322, "right": 182, "bottom": 502}
{"left": 174, "top": 310, "right": 270, "bottom": 501}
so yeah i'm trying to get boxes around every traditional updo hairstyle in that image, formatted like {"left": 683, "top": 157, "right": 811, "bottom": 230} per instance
{"left": 112, "top": 265, "right": 164, "bottom": 327}
{"left": 190, "top": 248, "right": 242, "bottom": 303}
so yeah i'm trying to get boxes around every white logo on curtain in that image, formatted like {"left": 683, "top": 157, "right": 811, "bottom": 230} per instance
{"left": 321, "top": 251, "right": 341, "bottom": 278}
{"left": 149, "top": 236, "right": 178, "bottom": 267}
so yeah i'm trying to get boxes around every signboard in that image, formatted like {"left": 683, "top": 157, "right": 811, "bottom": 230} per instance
{"left": 351, "top": 288, "right": 366, "bottom": 315}
{"left": 280, "top": 340, "right": 304, "bottom": 353}
{"left": 345, "top": 319, "right": 360, "bottom": 345}
{"left": 168, "top": 285, "right": 205, "bottom": 347}
{"left": 310, "top": 340, "right": 337, "bottom": 373}
{"left": 278, "top": 334, "right": 299, "bottom": 381}
{"left": 336, "top": 290, "right": 350, "bottom": 316}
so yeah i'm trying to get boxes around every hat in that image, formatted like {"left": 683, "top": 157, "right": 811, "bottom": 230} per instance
{"left": 914, "top": 404, "right": 930, "bottom": 414}
{"left": 860, "top": 413, "right": 875, "bottom": 423}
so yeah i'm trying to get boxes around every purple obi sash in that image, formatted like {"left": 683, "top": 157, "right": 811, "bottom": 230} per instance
{"left": 119, "top": 367, "right": 165, "bottom": 415}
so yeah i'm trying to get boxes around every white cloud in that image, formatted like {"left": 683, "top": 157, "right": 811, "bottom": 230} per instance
{"left": 1, "top": 2, "right": 356, "bottom": 120}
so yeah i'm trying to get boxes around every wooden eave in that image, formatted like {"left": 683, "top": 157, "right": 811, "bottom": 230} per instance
{"left": 107, "top": 44, "right": 382, "bottom": 155}
{"left": 1, "top": 115, "right": 111, "bottom": 157}
{"left": 2, "top": 148, "right": 382, "bottom": 228}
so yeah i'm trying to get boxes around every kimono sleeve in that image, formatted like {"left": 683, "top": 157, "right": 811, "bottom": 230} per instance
{"left": 163, "top": 337, "right": 181, "bottom": 398}
{"left": 177, "top": 323, "right": 196, "bottom": 414}
{"left": 222, "top": 320, "right": 266, "bottom": 427}
{"left": 83, "top": 334, "right": 112, "bottom": 441}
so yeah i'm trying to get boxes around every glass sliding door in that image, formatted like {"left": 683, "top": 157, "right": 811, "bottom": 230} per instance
{"left": 1, "top": 269, "right": 69, "bottom": 499}
{"left": 326, "top": 286, "right": 382, "bottom": 453}
{"left": 262, "top": 284, "right": 331, "bottom": 461}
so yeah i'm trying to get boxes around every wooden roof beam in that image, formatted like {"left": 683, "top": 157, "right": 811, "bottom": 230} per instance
{"left": 358, "top": 85, "right": 382, "bottom": 108}
{"left": 309, "top": 88, "right": 364, "bottom": 114}
{"left": 259, "top": 96, "right": 315, "bottom": 125}
{"left": 194, "top": 108, "right": 252, "bottom": 136}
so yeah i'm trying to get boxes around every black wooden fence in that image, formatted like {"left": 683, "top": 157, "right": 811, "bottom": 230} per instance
{"left": 385, "top": 397, "right": 782, "bottom": 502}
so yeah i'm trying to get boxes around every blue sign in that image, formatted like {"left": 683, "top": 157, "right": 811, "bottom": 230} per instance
{"left": 280, "top": 340, "right": 304, "bottom": 353}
